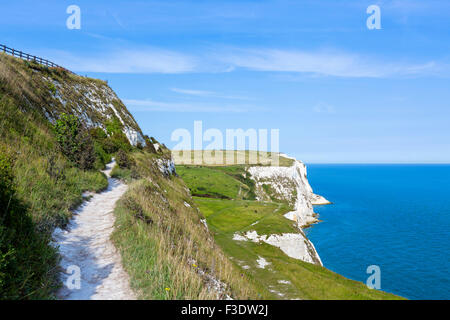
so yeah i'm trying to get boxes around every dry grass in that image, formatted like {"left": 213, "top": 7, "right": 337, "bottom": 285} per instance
{"left": 0, "top": 53, "right": 109, "bottom": 298}
{"left": 172, "top": 150, "right": 294, "bottom": 167}
{"left": 112, "top": 151, "right": 260, "bottom": 299}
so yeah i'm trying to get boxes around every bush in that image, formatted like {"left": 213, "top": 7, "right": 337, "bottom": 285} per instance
{"left": 111, "top": 132, "right": 132, "bottom": 153}
{"left": 76, "top": 131, "right": 96, "bottom": 170}
{"left": 94, "top": 142, "right": 112, "bottom": 169}
{"left": 101, "top": 116, "right": 132, "bottom": 153}
{"left": 116, "top": 149, "right": 134, "bottom": 169}
{"left": 53, "top": 113, "right": 96, "bottom": 170}
{"left": 89, "top": 127, "right": 108, "bottom": 141}
{"left": 105, "top": 115, "right": 123, "bottom": 136}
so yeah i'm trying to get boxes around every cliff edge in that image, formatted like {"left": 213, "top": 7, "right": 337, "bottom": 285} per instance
{"left": 247, "top": 153, "right": 330, "bottom": 265}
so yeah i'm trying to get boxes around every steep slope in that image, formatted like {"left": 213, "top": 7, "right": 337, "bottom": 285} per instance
{"left": 0, "top": 52, "right": 256, "bottom": 300}
{"left": 0, "top": 53, "right": 145, "bottom": 147}
{"left": 110, "top": 152, "right": 259, "bottom": 299}
{"left": 0, "top": 54, "right": 111, "bottom": 299}
{"left": 249, "top": 154, "right": 331, "bottom": 228}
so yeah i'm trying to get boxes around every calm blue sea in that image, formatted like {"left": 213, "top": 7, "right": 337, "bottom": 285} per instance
{"left": 305, "top": 164, "right": 450, "bottom": 300}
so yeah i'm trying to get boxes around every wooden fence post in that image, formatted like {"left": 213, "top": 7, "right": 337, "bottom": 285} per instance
{"left": 0, "top": 44, "right": 74, "bottom": 74}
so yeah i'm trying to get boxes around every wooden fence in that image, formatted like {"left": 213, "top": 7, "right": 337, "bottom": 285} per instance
{"left": 0, "top": 44, "right": 72, "bottom": 73}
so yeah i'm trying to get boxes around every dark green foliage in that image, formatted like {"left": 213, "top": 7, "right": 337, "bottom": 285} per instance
{"left": 0, "top": 151, "right": 58, "bottom": 299}
{"left": 77, "top": 132, "right": 96, "bottom": 170}
{"left": 110, "top": 131, "right": 132, "bottom": 153}
{"left": 116, "top": 149, "right": 134, "bottom": 169}
{"left": 53, "top": 113, "right": 82, "bottom": 163}
{"left": 0, "top": 151, "right": 14, "bottom": 207}
{"left": 89, "top": 127, "right": 108, "bottom": 140}
{"left": 89, "top": 127, "right": 114, "bottom": 167}
{"left": 93, "top": 142, "right": 112, "bottom": 170}
{"left": 53, "top": 113, "right": 96, "bottom": 170}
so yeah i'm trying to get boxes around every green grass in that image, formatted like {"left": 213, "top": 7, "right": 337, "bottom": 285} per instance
{"left": 193, "top": 197, "right": 403, "bottom": 300}
{"left": 178, "top": 157, "right": 404, "bottom": 299}
{"left": 176, "top": 165, "right": 255, "bottom": 200}
{"left": 111, "top": 151, "right": 260, "bottom": 299}
{"left": 196, "top": 198, "right": 295, "bottom": 235}
{"left": 0, "top": 54, "right": 112, "bottom": 299}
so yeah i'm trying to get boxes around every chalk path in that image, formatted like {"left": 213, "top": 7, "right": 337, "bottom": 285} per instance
{"left": 53, "top": 161, "right": 136, "bottom": 300}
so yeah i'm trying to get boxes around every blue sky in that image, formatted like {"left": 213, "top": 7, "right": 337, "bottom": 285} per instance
{"left": 2, "top": 0, "right": 450, "bottom": 163}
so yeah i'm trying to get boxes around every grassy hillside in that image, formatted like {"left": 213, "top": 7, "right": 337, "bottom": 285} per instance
{"left": 110, "top": 152, "right": 260, "bottom": 299}
{"left": 175, "top": 165, "right": 256, "bottom": 200}
{"left": 0, "top": 52, "right": 260, "bottom": 300}
{"left": 177, "top": 163, "right": 404, "bottom": 300}
{"left": 0, "top": 53, "right": 160, "bottom": 299}
{"left": 0, "top": 57, "right": 111, "bottom": 299}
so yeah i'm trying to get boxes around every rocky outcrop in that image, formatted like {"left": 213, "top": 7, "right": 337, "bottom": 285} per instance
{"left": 248, "top": 154, "right": 329, "bottom": 228}
{"left": 233, "top": 230, "right": 322, "bottom": 266}
{"left": 246, "top": 153, "right": 329, "bottom": 265}
{"left": 156, "top": 158, "right": 176, "bottom": 176}
{"left": 44, "top": 77, "right": 146, "bottom": 147}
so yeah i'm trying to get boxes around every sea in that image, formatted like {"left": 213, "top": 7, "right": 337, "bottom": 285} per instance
{"left": 305, "top": 164, "right": 450, "bottom": 300}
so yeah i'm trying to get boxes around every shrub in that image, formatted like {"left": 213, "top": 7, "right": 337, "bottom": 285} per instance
{"left": 53, "top": 113, "right": 96, "bottom": 170}
{"left": 94, "top": 142, "right": 112, "bottom": 169}
{"left": 89, "top": 127, "right": 108, "bottom": 141}
{"left": 111, "top": 131, "right": 132, "bottom": 153}
{"left": 105, "top": 115, "right": 123, "bottom": 136}
{"left": 116, "top": 149, "right": 134, "bottom": 169}
{"left": 76, "top": 131, "right": 96, "bottom": 170}
{"left": 102, "top": 116, "right": 132, "bottom": 153}
{"left": 53, "top": 113, "right": 80, "bottom": 161}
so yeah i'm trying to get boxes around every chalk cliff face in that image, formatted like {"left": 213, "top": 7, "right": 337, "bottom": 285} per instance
{"left": 43, "top": 76, "right": 146, "bottom": 146}
{"left": 247, "top": 154, "right": 329, "bottom": 265}
{"left": 0, "top": 53, "right": 145, "bottom": 146}
{"left": 249, "top": 155, "right": 329, "bottom": 228}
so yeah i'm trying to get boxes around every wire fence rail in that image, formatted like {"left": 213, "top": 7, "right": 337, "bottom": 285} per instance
{"left": 0, "top": 43, "right": 73, "bottom": 73}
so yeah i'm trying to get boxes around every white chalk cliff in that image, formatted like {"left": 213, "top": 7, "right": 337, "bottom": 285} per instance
{"left": 43, "top": 76, "right": 146, "bottom": 147}
{"left": 243, "top": 154, "right": 330, "bottom": 265}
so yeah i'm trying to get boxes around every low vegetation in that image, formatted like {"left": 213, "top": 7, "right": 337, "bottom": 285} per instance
{"left": 111, "top": 151, "right": 260, "bottom": 299}
{"left": 177, "top": 161, "right": 403, "bottom": 300}
{"left": 0, "top": 53, "right": 138, "bottom": 299}
{"left": 0, "top": 151, "right": 58, "bottom": 299}
{"left": 175, "top": 165, "right": 256, "bottom": 200}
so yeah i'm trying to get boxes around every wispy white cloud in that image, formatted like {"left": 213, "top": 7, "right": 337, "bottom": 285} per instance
{"left": 55, "top": 48, "right": 197, "bottom": 74}
{"left": 171, "top": 87, "right": 252, "bottom": 100}
{"left": 47, "top": 45, "right": 447, "bottom": 78}
{"left": 123, "top": 99, "right": 255, "bottom": 113}
{"left": 170, "top": 88, "right": 215, "bottom": 96}
{"left": 217, "top": 48, "right": 444, "bottom": 78}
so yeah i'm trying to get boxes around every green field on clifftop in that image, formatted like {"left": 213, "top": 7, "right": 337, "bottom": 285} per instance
{"left": 177, "top": 162, "right": 404, "bottom": 300}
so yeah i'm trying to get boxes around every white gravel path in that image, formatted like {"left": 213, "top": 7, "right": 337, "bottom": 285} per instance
{"left": 53, "top": 161, "right": 136, "bottom": 300}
